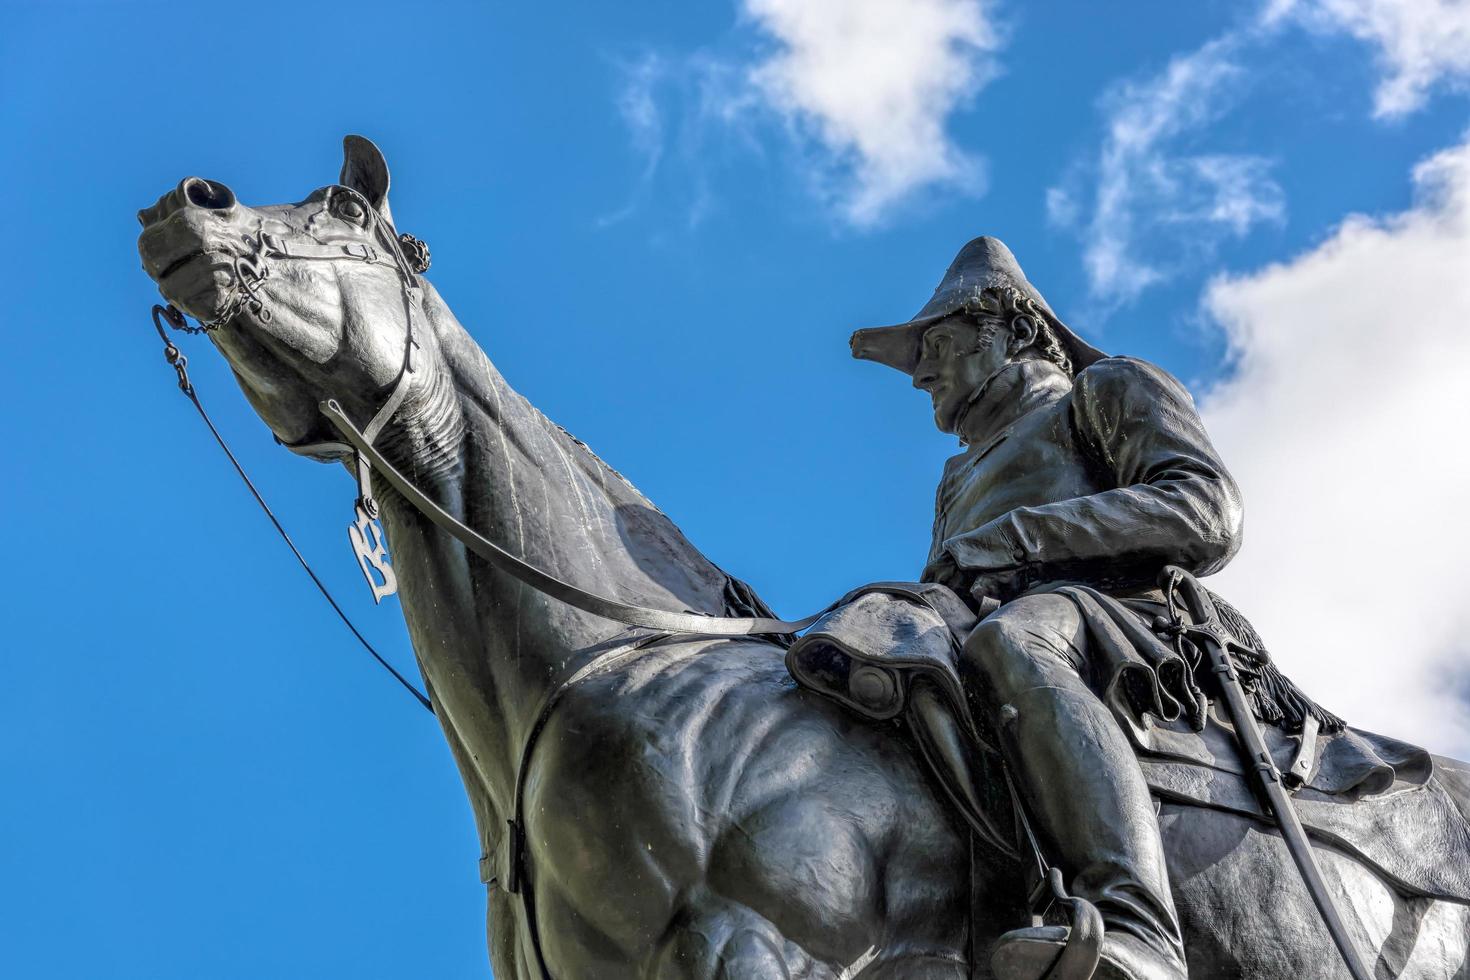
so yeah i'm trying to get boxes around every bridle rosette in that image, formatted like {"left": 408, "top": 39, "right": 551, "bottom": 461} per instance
{"left": 397, "top": 233, "right": 431, "bottom": 274}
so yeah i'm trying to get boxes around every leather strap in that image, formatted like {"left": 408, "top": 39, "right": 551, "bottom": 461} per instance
{"left": 261, "top": 233, "right": 389, "bottom": 265}
{"left": 269, "top": 218, "right": 423, "bottom": 487}
{"left": 320, "top": 399, "right": 825, "bottom": 637}
{"left": 503, "top": 631, "right": 674, "bottom": 977}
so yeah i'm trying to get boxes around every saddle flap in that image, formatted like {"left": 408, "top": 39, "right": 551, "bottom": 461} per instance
{"left": 786, "top": 583, "right": 975, "bottom": 722}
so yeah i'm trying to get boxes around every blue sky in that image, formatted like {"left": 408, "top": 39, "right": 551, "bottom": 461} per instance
{"left": 5, "top": 0, "right": 1470, "bottom": 976}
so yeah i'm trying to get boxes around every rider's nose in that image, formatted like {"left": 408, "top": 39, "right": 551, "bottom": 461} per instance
{"left": 913, "top": 368, "right": 938, "bottom": 391}
{"left": 137, "top": 176, "right": 238, "bottom": 227}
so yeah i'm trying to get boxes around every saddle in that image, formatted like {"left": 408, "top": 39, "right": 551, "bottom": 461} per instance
{"left": 785, "top": 583, "right": 1470, "bottom": 906}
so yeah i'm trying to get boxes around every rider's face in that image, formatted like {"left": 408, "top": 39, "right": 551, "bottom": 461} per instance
{"left": 912, "top": 315, "right": 1009, "bottom": 435}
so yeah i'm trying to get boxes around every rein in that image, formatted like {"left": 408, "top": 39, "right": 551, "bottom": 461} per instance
{"left": 146, "top": 191, "right": 440, "bottom": 707}
{"left": 149, "top": 304, "right": 433, "bottom": 712}
{"left": 319, "top": 400, "right": 825, "bottom": 636}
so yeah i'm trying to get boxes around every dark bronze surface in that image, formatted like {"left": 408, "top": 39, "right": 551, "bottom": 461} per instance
{"left": 138, "top": 139, "right": 1470, "bottom": 979}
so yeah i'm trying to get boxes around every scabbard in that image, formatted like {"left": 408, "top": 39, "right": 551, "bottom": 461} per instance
{"left": 1162, "top": 568, "right": 1373, "bottom": 980}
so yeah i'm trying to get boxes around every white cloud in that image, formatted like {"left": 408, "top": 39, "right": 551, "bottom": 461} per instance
{"left": 743, "top": 0, "right": 1001, "bottom": 226}
{"left": 1271, "top": 0, "right": 1470, "bottom": 117}
{"left": 742, "top": 0, "right": 1000, "bottom": 225}
{"left": 1201, "top": 135, "right": 1470, "bottom": 756}
{"left": 1050, "top": 35, "right": 1286, "bottom": 306}
{"left": 603, "top": 1, "right": 1001, "bottom": 228}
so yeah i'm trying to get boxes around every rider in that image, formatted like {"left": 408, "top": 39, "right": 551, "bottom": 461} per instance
{"left": 851, "top": 238, "right": 1245, "bottom": 980}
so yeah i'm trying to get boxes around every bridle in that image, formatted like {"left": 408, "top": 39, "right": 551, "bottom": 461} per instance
{"left": 164, "top": 187, "right": 429, "bottom": 508}
{"left": 253, "top": 192, "right": 430, "bottom": 520}
{"left": 169, "top": 190, "right": 445, "bottom": 605}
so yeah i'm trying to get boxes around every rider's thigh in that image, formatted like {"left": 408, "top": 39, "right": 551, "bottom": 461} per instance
{"left": 960, "top": 592, "right": 1087, "bottom": 705}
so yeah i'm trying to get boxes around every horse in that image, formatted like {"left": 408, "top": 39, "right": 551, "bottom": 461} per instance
{"left": 136, "top": 135, "right": 1470, "bottom": 979}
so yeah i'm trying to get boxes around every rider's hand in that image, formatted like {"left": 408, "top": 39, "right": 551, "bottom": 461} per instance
{"left": 967, "top": 567, "right": 1028, "bottom": 607}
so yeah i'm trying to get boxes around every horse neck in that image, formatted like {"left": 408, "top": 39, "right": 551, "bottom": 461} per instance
{"left": 372, "top": 289, "right": 743, "bottom": 815}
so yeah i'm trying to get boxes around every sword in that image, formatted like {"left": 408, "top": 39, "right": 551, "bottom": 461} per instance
{"left": 1159, "top": 566, "right": 1373, "bottom": 980}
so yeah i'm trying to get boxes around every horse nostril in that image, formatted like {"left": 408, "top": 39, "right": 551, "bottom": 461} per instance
{"left": 181, "top": 176, "right": 237, "bottom": 212}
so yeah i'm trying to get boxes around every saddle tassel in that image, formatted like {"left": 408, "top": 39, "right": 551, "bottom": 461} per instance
{"left": 1210, "top": 592, "right": 1344, "bottom": 735}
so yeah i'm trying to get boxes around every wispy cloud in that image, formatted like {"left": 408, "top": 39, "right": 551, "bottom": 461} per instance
{"left": 603, "top": 0, "right": 1003, "bottom": 229}
{"left": 600, "top": 52, "right": 755, "bottom": 230}
{"left": 1047, "top": 34, "right": 1286, "bottom": 307}
{"left": 1270, "top": 0, "right": 1470, "bottom": 117}
{"left": 1201, "top": 134, "right": 1470, "bottom": 755}
{"left": 598, "top": 54, "right": 667, "bottom": 228}
{"left": 1053, "top": 0, "right": 1470, "bottom": 308}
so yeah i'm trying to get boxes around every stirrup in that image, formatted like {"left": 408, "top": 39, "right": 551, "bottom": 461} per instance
{"left": 990, "top": 869, "right": 1103, "bottom": 980}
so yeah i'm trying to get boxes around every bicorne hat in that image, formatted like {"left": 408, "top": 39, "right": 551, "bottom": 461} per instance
{"left": 849, "top": 237, "right": 1107, "bottom": 375}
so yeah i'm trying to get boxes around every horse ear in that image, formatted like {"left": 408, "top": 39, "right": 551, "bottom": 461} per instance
{"left": 340, "top": 135, "right": 392, "bottom": 220}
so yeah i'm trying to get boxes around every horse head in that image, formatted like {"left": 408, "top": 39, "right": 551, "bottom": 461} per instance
{"left": 137, "top": 135, "right": 436, "bottom": 454}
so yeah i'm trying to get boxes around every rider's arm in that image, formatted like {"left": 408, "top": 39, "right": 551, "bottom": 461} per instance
{"left": 941, "top": 357, "right": 1243, "bottom": 593}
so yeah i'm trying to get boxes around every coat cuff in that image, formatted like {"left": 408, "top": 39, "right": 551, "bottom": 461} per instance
{"left": 943, "top": 526, "right": 1029, "bottom": 571}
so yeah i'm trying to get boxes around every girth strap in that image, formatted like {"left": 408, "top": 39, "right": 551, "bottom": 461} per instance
{"left": 501, "top": 631, "right": 674, "bottom": 978}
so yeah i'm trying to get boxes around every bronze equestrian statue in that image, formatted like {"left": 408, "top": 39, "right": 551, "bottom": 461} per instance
{"left": 136, "top": 136, "right": 1470, "bottom": 979}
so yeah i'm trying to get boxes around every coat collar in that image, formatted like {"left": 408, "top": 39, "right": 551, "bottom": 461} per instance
{"left": 956, "top": 359, "right": 1072, "bottom": 449}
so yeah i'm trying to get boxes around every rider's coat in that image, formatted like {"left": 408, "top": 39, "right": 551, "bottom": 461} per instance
{"left": 922, "top": 355, "right": 1244, "bottom": 737}
{"left": 925, "top": 355, "right": 1242, "bottom": 597}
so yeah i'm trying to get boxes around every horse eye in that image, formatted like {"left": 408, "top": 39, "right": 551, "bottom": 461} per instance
{"left": 337, "top": 199, "right": 365, "bottom": 221}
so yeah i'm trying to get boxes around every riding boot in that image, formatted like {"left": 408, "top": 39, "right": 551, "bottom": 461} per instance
{"left": 990, "top": 685, "right": 1187, "bottom": 980}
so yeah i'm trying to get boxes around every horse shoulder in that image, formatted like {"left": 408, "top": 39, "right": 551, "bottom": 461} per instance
{"left": 524, "top": 638, "right": 953, "bottom": 966}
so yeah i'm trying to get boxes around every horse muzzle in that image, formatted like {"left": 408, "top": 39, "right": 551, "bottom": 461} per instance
{"left": 138, "top": 177, "right": 253, "bottom": 320}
